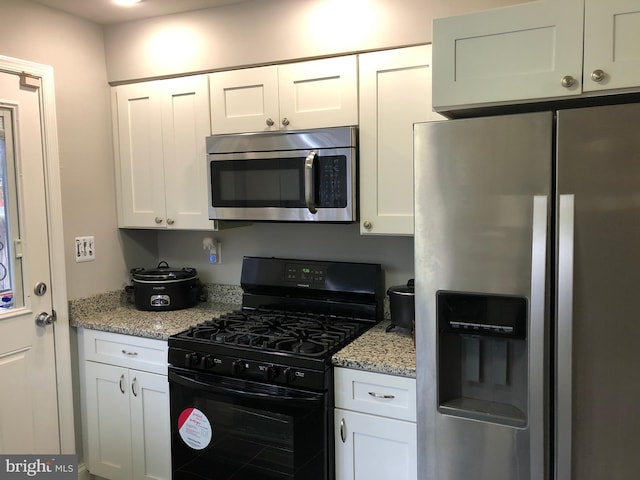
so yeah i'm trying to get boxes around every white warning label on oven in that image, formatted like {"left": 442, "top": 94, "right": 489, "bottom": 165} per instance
{"left": 178, "top": 407, "right": 212, "bottom": 450}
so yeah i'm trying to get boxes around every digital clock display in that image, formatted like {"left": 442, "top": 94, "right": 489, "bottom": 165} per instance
{"left": 285, "top": 263, "right": 326, "bottom": 285}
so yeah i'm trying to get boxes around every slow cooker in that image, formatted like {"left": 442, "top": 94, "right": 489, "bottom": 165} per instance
{"left": 128, "top": 261, "right": 203, "bottom": 311}
{"left": 386, "top": 279, "right": 415, "bottom": 332}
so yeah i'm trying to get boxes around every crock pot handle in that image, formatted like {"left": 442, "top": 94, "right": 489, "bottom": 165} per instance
{"left": 157, "top": 261, "right": 170, "bottom": 269}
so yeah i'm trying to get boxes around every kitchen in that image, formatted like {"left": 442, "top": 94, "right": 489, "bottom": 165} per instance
{"left": 1, "top": 0, "right": 639, "bottom": 479}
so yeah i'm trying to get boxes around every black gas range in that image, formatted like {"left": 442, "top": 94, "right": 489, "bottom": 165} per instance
{"left": 168, "top": 256, "right": 383, "bottom": 480}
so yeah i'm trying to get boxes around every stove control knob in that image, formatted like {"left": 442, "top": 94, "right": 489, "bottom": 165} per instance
{"left": 284, "top": 368, "right": 296, "bottom": 384}
{"left": 264, "top": 365, "right": 279, "bottom": 381}
{"left": 185, "top": 352, "right": 200, "bottom": 368}
{"left": 202, "top": 354, "right": 216, "bottom": 369}
{"left": 232, "top": 360, "right": 247, "bottom": 375}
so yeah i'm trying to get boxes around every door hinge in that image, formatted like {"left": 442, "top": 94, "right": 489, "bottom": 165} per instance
{"left": 20, "top": 72, "right": 41, "bottom": 89}
{"left": 14, "top": 238, "right": 23, "bottom": 259}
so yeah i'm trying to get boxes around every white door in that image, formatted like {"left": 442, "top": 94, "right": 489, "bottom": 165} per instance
{"left": 0, "top": 70, "right": 60, "bottom": 453}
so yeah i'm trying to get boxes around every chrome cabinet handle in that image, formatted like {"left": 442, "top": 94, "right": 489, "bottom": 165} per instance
{"left": 556, "top": 194, "right": 575, "bottom": 480}
{"left": 122, "top": 349, "right": 138, "bottom": 357}
{"left": 340, "top": 418, "right": 346, "bottom": 443}
{"left": 119, "top": 374, "right": 126, "bottom": 394}
{"left": 590, "top": 69, "right": 605, "bottom": 82}
{"left": 304, "top": 150, "right": 318, "bottom": 214}
{"left": 266, "top": 118, "right": 274, "bottom": 127}
{"left": 167, "top": 218, "right": 175, "bottom": 225}
{"left": 154, "top": 217, "right": 163, "bottom": 224}
{"left": 368, "top": 391, "right": 395, "bottom": 399}
{"left": 281, "top": 117, "right": 290, "bottom": 126}
{"left": 363, "top": 221, "right": 372, "bottom": 230}
{"left": 132, "top": 377, "right": 138, "bottom": 397}
{"left": 561, "top": 75, "right": 576, "bottom": 88}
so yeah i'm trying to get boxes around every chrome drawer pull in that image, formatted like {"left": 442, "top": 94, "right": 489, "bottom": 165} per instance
{"left": 368, "top": 391, "right": 395, "bottom": 399}
{"left": 340, "top": 418, "right": 346, "bottom": 443}
{"left": 119, "top": 374, "right": 126, "bottom": 394}
{"left": 122, "top": 349, "right": 138, "bottom": 356}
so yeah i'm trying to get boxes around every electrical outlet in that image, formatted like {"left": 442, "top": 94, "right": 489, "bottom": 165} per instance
{"left": 75, "top": 236, "right": 95, "bottom": 262}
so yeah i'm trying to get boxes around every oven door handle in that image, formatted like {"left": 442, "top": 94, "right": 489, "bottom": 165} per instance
{"left": 169, "top": 370, "right": 324, "bottom": 407}
{"left": 304, "top": 150, "right": 318, "bottom": 214}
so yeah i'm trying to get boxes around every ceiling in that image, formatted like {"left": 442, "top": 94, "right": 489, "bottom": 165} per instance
{"left": 33, "top": 0, "right": 252, "bottom": 25}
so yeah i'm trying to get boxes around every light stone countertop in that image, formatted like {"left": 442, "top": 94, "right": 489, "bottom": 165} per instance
{"left": 69, "top": 287, "right": 241, "bottom": 340}
{"left": 70, "top": 288, "right": 416, "bottom": 378}
{"left": 332, "top": 320, "right": 416, "bottom": 378}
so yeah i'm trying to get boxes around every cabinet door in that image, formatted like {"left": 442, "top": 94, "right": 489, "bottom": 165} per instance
{"left": 209, "top": 66, "right": 279, "bottom": 134}
{"left": 161, "top": 75, "right": 215, "bottom": 230}
{"left": 278, "top": 56, "right": 358, "bottom": 131}
{"left": 583, "top": 0, "right": 640, "bottom": 92}
{"left": 359, "top": 45, "right": 443, "bottom": 236}
{"left": 432, "top": 0, "right": 584, "bottom": 111}
{"left": 84, "top": 362, "right": 133, "bottom": 480}
{"left": 130, "top": 370, "right": 171, "bottom": 480}
{"left": 115, "top": 81, "right": 166, "bottom": 228}
{"left": 335, "top": 409, "right": 417, "bottom": 480}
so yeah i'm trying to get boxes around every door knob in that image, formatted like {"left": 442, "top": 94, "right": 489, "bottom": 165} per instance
{"left": 35, "top": 311, "right": 56, "bottom": 327}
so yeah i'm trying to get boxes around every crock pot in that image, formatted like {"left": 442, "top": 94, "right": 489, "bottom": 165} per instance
{"left": 387, "top": 279, "right": 415, "bottom": 332}
{"left": 128, "top": 261, "right": 203, "bottom": 311}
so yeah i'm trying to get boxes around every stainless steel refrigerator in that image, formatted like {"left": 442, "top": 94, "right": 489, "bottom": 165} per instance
{"left": 414, "top": 103, "right": 640, "bottom": 480}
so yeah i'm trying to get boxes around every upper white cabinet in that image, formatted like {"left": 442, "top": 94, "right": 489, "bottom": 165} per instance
{"left": 209, "top": 56, "right": 358, "bottom": 134}
{"left": 113, "top": 75, "right": 216, "bottom": 230}
{"left": 433, "top": 0, "right": 640, "bottom": 112}
{"left": 359, "top": 45, "right": 443, "bottom": 236}
{"left": 583, "top": 0, "right": 640, "bottom": 92}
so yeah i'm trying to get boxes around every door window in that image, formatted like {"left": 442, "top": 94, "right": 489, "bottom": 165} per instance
{"left": 0, "top": 109, "right": 24, "bottom": 311}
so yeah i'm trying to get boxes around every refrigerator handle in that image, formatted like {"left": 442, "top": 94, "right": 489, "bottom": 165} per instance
{"left": 556, "top": 194, "right": 575, "bottom": 480}
{"left": 530, "top": 195, "right": 548, "bottom": 480}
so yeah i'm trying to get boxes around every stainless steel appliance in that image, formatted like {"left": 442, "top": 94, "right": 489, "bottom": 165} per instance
{"left": 206, "top": 126, "right": 357, "bottom": 222}
{"left": 414, "top": 103, "right": 640, "bottom": 480}
{"left": 168, "top": 256, "right": 383, "bottom": 480}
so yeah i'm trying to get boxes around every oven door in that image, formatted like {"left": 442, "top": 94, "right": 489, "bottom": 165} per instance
{"left": 169, "top": 367, "right": 329, "bottom": 480}
{"left": 207, "top": 147, "right": 355, "bottom": 222}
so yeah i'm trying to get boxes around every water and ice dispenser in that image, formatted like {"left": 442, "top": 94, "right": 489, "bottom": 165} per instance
{"left": 437, "top": 291, "right": 528, "bottom": 427}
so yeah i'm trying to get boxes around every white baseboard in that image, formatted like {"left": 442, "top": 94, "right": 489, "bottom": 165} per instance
{"left": 77, "top": 462, "right": 90, "bottom": 480}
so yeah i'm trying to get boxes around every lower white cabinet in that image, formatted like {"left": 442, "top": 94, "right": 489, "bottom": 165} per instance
{"left": 334, "top": 368, "right": 417, "bottom": 480}
{"left": 78, "top": 329, "right": 170, "bottom": 480}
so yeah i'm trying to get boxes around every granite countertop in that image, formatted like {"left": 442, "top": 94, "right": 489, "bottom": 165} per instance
{"left": 69, "top": 287, "right": 241, "bottom": 340}
{"left": 332, "top": 320, "right": 416, "bottom": 378}
{"left": 70, "top": 288, "right": 416, "bottom": 378}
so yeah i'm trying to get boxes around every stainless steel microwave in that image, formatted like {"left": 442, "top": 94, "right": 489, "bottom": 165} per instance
{"left": 206, "top": 126, "right": 357, "bottom": 222}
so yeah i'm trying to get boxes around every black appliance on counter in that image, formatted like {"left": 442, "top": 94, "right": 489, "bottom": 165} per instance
{"left": 168, "top": 256, "right": 383, "bottom": 480}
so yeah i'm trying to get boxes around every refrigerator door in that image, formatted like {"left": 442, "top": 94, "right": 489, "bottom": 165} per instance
{"left": 414, "top": 112, "right": 552, "bottom": 480}
{"left": 556, "top": 103, "right": 640, "bottom": 479}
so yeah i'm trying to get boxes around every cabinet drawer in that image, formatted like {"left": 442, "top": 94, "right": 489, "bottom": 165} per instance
{"left": 334, "top": 368, "right": 416, "bottom": 422}
{"left": 80, "top": 328, "right": 167, "bottom": 375}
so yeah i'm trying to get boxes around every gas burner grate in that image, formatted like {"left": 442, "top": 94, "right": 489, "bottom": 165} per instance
{"left": 178, "top": 309, "right": 369, "bottom": 356}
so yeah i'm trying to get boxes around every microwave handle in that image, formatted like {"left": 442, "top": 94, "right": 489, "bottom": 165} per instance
{"left": 304, "top": 150, "right": 318, "bottom": 214}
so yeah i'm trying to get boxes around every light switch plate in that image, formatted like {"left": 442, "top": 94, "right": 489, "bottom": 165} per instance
{"left": 75, "top": 236, "right": 95, "bottom": 262}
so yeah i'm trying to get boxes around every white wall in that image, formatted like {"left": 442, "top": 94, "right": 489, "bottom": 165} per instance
{"left": 158, "top": 223, "right": 415, "bottom": 289}
{"left": 104, "top": 0, "right": 533, "bottom": 83}
{"left": 0, "top": 0, "right": 144, "bottom": 300}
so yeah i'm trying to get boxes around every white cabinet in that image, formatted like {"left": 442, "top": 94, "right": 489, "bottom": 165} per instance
{"left": 209, "top": 56, "right": 358, "bottom": 134}
{"left": 358, "top": 45, "right": 443, "bottom": 236}
{"left": 433, "top": 0, "right": 640, "bottom": 112}
{"left": 79, "top": 329, "right": 170, "bottom": 480}
{"left": 583, "top": 0, "right": 640, "bottom": 92}
{"left": 334, "top": 368, "right": 417, "bottom": 480}
{"left": 113, "top": 75, "right": 216, "bottom": 230}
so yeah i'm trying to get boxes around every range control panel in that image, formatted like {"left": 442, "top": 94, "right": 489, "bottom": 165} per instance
{"left": 285, "top": 263, "right": 327, "bottom": 285}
